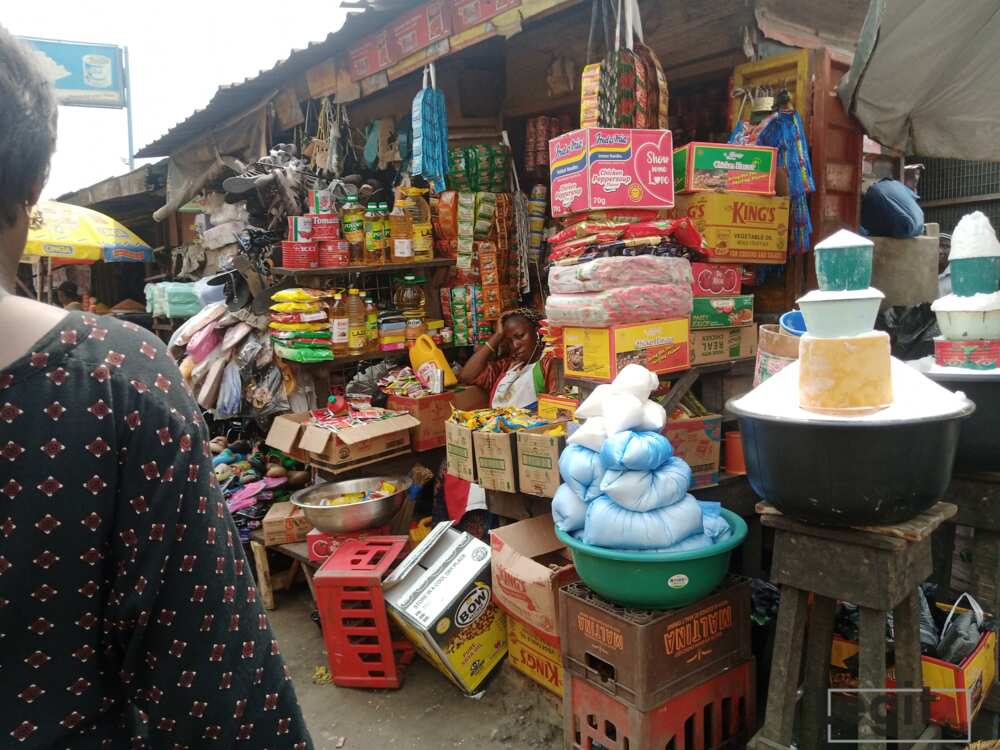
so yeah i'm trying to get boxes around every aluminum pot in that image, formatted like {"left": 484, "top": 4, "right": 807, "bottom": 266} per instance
{"left": 290, "top": 475, "right": 411, "bottom": 533}
{"left": 726, "top": 402, "right": 973, "bottom": 526}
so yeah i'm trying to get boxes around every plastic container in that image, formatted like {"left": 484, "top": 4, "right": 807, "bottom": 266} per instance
{"left": 393, "top": 275, "right": 426, "bottom": 319}
{"left": 346, "top": 288, "right": 367, "bottom": 355}
{"left": 329, "top": 293, "right": 349, "bottom": 356}
{"left": 409, "top": 334, "right": 457, "bottom": 386}
{"left": 951, "top": 257, "right": 1000, "bottom": 297}
{"left": 364, "top": 203, "right": 385, "bottom": 265}
{"left": 364, "top": 295, "right": 378, "bottom": 351}
{"left": 723, "top": 431, "right": 746, "bottom": 474}
{"left": 779, "top": 309, "right": 807, "bottom": 336}
{"left": 935, "top": 308, "right": 1000, "bottom": 340}
{"left": 814, "top": 229, "right": 874, "bottom": 291}
{"left": 406, "top": 188, "right": 434, "bottom": 262}
{"left": 389, "top": 195, "right": 414, "bottom": 263}
{"left": 795, "top": 288, "right": 884, "bottom": 338}
{"left": 341, "top": 200, "right": 365, "bottom": 264}
{"left": 554, "top": 510, "right": 748, "bottom": 609}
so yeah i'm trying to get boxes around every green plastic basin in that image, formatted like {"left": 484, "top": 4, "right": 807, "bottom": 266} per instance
{"left": 554, "top": 509, "right": 748, "bottom": 609}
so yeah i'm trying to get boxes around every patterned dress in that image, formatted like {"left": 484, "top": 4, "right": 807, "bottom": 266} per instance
{"left": 0, "top": 312, "right": 313, "bottom": 749}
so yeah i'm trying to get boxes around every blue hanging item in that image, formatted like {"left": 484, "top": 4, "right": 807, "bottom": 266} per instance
{"left": 730, "top": 109, "right": 815, "bottom": 253}
{"left": 411, "top": 63, "right": 448, "bottom": 190}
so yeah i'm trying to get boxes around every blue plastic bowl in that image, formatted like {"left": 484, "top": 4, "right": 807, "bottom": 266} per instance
{"left": 779, "top": 310, "right": 807, "bottom": 337}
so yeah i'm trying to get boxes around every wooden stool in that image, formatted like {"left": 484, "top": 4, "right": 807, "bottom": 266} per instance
{"left": 749, "top": 501, "right": 956, "bottom": 750}
{"left": 248, "top": 529, "right": 320, "bottom": 611}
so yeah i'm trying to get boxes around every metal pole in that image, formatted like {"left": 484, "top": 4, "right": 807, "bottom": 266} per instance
{"left": 124, "top": 45, "right": 135, "bottom": 170}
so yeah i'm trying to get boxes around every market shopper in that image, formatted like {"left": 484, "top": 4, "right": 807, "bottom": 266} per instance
{"left": 0, "top": 28, "right": 313, "bottom": 749}
{"left": 56, "top": 280, "right": 83, "bottom": 310}
{"left": 433, "top": 307, "right": 556, "bottom": 538}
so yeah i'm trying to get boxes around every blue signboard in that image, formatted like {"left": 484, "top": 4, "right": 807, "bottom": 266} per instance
{"left": 19, "top": 37, "right": 125, "bottom": 108}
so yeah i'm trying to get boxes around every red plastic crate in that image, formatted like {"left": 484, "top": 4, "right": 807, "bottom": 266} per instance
{"left": 564, "top": 659, "right": 755, "bottom": 750}
{"left": 314, "top": 536, "right": 414, "bottom": 689}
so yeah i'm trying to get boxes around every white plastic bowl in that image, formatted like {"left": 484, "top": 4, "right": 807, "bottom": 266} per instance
{"left": 796, "top": 288, "right": 884, "bottom": 338}
{"left": 936, "top": 309, "right": 1000, "bottom": 341}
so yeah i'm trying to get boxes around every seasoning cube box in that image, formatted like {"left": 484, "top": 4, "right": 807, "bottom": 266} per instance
{"left": 549, "top": 128, "right": 674, "bottom": 218}
{"left": 472, "top": 431, "right": 518, "bottom": 493}
{"left": 563, "top": 318, "right": 690, "bottom": 383}
{"left": 445, "top": 420, "right": 476, "bottom": 482}
{"left": 516, "top": 423, "right": 567, "bottom": 498}
{"left": 690, "top": 295, "right": 755, "bottom": 329}
{"left": 673, "top": 142, "right": 777, "bottom": 195}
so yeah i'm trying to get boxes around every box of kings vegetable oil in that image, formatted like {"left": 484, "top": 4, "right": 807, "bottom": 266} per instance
{"left": 670, "top": 193, "right": 790, "bottom": 264}
{"left": 383, "top": 522, "right": 507, "bottom": 694}
{"left": 562, "top": 318, "right": 690, "bottom": 382}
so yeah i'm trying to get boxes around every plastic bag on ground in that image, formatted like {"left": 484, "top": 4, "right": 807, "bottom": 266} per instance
{"left": 639, "top": 400, "right": 666, "bottom": 431}
{"left": 600, "top": 430, "right": 673, "bottom": 472}
{"left": 602, "top": 392, "right": 645, "bottom": 435}
{"left": 600, "top": 456, "right": 692, "bottom": 512}
{"left": 545, "top": 284, "right": 693, "bottom": 327}
{"left": 548, "top": 255, "right": 693, "bottom": 294}
{"left": 567, "top": 417, "right": 607, "bottom": 452}
{"left": 582, "top": 493, "right": 703, "bottom": 550}
{"left": 552, "top": 483, "right": 588, "bottom": 533}
{"left": 559, "top": 444, "right": 605, "bottom": 500}
{"left": 612, "top": 364, "right": 660, "bottom": 401}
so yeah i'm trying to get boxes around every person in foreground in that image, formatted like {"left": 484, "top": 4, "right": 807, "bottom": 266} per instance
{"left": 57, "top": 280, "right": 83, "bottom": 310}
{"left": 431, "top": 307, "right": 556, "bottom": 538}
{"left": 0, "top": 28, "right": 313, "bottom": 748}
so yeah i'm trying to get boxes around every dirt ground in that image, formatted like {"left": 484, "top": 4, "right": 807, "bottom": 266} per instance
{"left": 269, "top": 586, "right": 564, "bottom": 750}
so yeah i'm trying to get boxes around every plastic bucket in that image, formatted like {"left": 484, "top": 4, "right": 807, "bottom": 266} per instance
{"left": 754, "top": 323, "right": 799, "bottom": 386}
{"left": 779, "top": 310, "right": 807, "bottom": 336}
{"left": 951, "top": 256, "right": 1000, "bottom": 296}
{"left": 723, "top": 431, "right": 747, "bottom": 474}
{"left": 815, "top": 244, "right": 873, "bottom": 291}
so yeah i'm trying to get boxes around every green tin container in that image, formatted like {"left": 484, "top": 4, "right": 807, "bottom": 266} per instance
{"left": 951, "top": 256, "right": 1000, "bottom": 297}
{"left": 554, "top": 510, "right": 748, "bottom": 609}
{"left": 814, "top": 228, "right": 874, "bottom": 292}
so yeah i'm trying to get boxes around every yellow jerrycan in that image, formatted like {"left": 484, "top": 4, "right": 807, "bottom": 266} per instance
{"left": 409, "top": 334, "right": 457, "bottom": 386}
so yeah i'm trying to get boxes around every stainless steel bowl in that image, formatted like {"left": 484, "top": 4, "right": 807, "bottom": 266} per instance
{"left": 290, "top": 475, "right": 412, "bottom": 533}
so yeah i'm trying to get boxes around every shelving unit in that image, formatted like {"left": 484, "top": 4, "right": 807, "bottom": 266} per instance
{"left": 275, "top": 345, "right": 470, "bottom": 369}
{"left": 272, "top": 259, "right": 456, "bottom": 278}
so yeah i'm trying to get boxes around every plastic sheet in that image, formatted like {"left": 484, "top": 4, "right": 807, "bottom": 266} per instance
{"left": 582, "top": 493, "right": 702, "bottom": 550}
{"left": 599, "top": 456, "right": 692, "bottom": 512}
{"left": 567, "top": 417, "right": 607, "bottom": 452}
{"left": 601, "top": 392, "right": 645, "bottom": 435}
{"left": 187, "top": 325, "right": 222, "bottom": 364}
{"left": 548, "top": 255, "right": 693, "bottom": 294}
{"left": 600, "top": 430, "right": 673, "bottom": 472}
{"left": 545, "top": 284, "right": 693, "bottom": 327}
{"left": 552, "top": 483, "right": 588, "bottom": 533}
{"left": 216, "top": 361, "right": 243, "bottom": 417}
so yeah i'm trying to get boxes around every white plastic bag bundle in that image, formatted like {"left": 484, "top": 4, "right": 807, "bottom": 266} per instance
{"left": 567, "top": 417, "right": 608, "bottom": 452}
{"left": 552, "top": 483, "right": 588, "bottom": 533}
{"left": 639, "top": 400, "right": 666, "bottom": 431}
{"left": 602, "top": 392, "right": 645, "bottom": 435}
{"left": 559, "top": 444, "right": 605, "bottom": 500}
{"left": 600, "top": 456, "right": 692, "bottom": 512}
{"left": 600, "top": 431, "right": 673, "bottom": 472}
{"left": 582, "top": 494, "right": 703, "bottom": 550}
{"left": 576, "top": 384, "right": 613, "bottom": 418}
{"left": 611, "top": 364, "right": 660, "bottom": 401}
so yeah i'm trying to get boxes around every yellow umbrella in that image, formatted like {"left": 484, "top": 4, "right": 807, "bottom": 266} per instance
{"left": 22, "top": 200, "right": 152, "bottom": 263}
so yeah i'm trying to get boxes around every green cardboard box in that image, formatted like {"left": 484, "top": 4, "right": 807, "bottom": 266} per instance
{"left": 673, "top": 142, "right": 776, "bottom": 195}
{"left": 691, "top": 295, "right": 755, "bottom": 329}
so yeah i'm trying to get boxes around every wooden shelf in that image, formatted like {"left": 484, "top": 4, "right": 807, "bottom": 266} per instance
{"left": 563, "top": 359, "right": 755, "bottom": 390}
{"left": 272, "top": 259, "right": 456, "bottom": 277}
{"left": 276, "top": 344, "right": 470, "bottom": 368}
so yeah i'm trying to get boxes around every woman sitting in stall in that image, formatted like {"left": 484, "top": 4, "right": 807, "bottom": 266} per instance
{"left": 432, "top": 307, "right": 557, "bottom": 538}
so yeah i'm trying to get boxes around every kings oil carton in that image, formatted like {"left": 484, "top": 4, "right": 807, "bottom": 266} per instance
{"left": 384, "top": 522, "right": 507, "bottom": 694}
{"left": 671, "top": 193, "right": 790, "bottom": 264}
{"left": 673, "top": 142, "right": 777, "bottom": 195}
{"left": 549, "top": 128, "right": 674, "bottom": 218}
{"left": 560, "top": 577, "right": 751, "bottom": 710}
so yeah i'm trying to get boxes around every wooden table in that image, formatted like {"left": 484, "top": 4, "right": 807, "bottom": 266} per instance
{"left": 248, "top": 529, "right": 319, "bottom": 611}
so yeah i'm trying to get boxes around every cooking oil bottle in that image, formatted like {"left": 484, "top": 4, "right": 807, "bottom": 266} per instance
{"left": 341, "top": 199, "right": 365, "bottom": 265}
{"left": 389, "top": 193, "right": 414, "bottom": 263}
{"left": 329, "top": 292, "right": 349, "bottom": 356}
{"left": 346, "top": 288, "right": 367, "bottom": 355}
{"left": 364, "top": 294, "right": 379, "bottom": 352}
{"left": 406, "top": 187, "right": 434, "bottom": 262}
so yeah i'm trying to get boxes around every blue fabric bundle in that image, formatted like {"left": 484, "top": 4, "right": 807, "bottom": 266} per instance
{"left": 600, "top": 430, "right": 673, "bottom": 472}
{"left": 552, "top": 483, "right": 588, "bottom": 533}
{"left": 582, "top": 494, "right": 703, "bottom": 550}
{"left": 599, "top": 456, "right": 692, "bottom": 513}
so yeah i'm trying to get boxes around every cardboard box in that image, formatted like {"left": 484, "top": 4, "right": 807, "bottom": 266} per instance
{"left": 560, "top": 577, "right": 752, "bottom": 710}
{"left": 673, "top": 142, "right": 777, "bottom": 195}
{"left": 473, "top": 430, "right": 518, "bottom": 493}
{"left": 262, "top": 502, "right": 312, "bottom": 546}
{"left": 445, "top": 420, "right": 476, "bottom": 482}
{"left": 690, "top": 325, "right": 758, "bottom": 366}
{"left": 691, "top": 262, "right": 741, "bottom": 297}
{"left": 563, "top": 318, "right": 690, "bottom": 383}
{"left": 670, "top": 193, "right": 790, "bottom": 264}
{"left": 306, "top": 525, "right": 391, "bottom": 563}
{"left": 383, "top": 523, "right": 508, "bottom": 694}
{"left": 664, "top": 414, "right": 722, "bottom": 489}
{"left": 934, "top": 338, "right": 1000, "bottom": 370}
{"left": 549, "top": 128, "right": 674, "bottom": 218}
{"left": 490, "top": 515, "right": 578, "bottom": 641}
{"left": 537, "top": 393, "right": 579, "bottom": 421}
{"left": 387, "top": 392, "right": 456, "bottom": 452}
{"left": 266, "top": 411, "right": 419, "bottom": 470}
{"left": 690, "top": 295, "right": 755, "bottom": 329}
{"left": 829, "top": 602, "right": 997, "bottom": 733}
{"left": 508, "top": 616, "right": 565, "bottom": 696}
{"left": 516, "top": 424, "right": 567, "bottom": 498}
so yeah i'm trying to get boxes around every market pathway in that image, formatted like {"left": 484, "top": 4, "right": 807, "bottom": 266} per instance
{"left": 269, "top": 587, "right": 563, "bottom": 750}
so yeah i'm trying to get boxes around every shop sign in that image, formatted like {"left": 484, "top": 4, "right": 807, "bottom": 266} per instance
{"left": 450, "top": 0, "right": 521, "bottom": 33}
{"left": 19, "top": 37, "right": 125, "bottom": 108}
{"left": 388, "top": 0, "right": 452, "bottom": 60}
{"left": 348, "top": 29, "right": 396, "bottom": 81}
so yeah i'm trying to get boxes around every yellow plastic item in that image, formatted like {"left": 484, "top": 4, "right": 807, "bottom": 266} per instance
{"left": 271, "top": 288, "right": 323, "bottom": 303}
{"left": 268, "top": 321, "right": 329, "bottom": 332}
{"left": 409, "top": 334, "right": 457, "bottom": 386}
{"left": 410, "top": 516, "right": 433, "bottom": 545}
{"left": 270, "top": 301, "right": 323, "bottom": 313}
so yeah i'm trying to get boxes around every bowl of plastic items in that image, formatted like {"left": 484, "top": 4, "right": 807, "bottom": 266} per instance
{"left": 554, "top": 510, "right": 747, "bottom": 609}
{"left": 290, "top": 476, "right": 411, "bottom": 533}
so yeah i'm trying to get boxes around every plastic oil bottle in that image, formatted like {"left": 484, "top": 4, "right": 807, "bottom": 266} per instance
{"left": 364, "top": 202, "right": 385, "bottom": 265}
{"left": 406, "top": 187, "right": 434, "bottom": 262}
{"left": 341, "top": 199, "right": 365, "bottom": 264}
{"left": 329, "top": 292, "right": 349, "bottom": 357}
{"left": 364, "top": 294, "right": 379, "bottom": 352}
{"left": 389, "top": 194, "right": 414, "bottom": 263}
{"left": 346, "top": 288, "right": 367, "bottom": 355}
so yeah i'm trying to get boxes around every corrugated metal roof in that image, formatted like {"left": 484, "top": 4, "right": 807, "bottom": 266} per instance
{"left": 135, "top": 3, "right": 420, "bottom": 158}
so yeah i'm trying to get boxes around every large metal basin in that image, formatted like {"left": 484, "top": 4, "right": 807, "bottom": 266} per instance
{"left": 290, "top": 475, "right": 411, "bottom": 533}
{"left": 922, "top": 369, "right": 1000, "bottom": 471}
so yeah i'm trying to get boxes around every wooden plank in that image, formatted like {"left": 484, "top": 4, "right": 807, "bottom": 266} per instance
{"left": 858, "top": 606, "right": 887, "bottom": 750}
{"left": 759, "top": 506, "right": 906, "bottom": 552}
{"left": 660, "top": 367, "right": 702, "bottom": 418}
{"left": 892, "top": 591, "right": 926, "bottom": 747}
{"left": 751, "top": 586, "right": 810, "bottom": 749}
{"left": 757, "top": 502, "right": 956, "bottom": 543}
{"left": 271, "top": 560, "right": 301, "bottom": 591}
{"left": 800, "top": 595, "right": 836, "bottom": 750}
{"left": 947, "top": 476, "right": 1000, "bottom": 532}
{"left": 930, "top": 523, "right": 956, "bottom": 599}
{"left": 251, "top": 541, "right": 275, "bottom": 611}
{"left": 309, "top": 447, "right": 412, "bottom": 476}
{"left": 302, "top": 566, "right": 318, "bottom": 607}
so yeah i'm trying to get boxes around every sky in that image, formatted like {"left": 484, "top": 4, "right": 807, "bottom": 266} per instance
{"left": 3, "top": 2, "right": 350, "bottom": 198}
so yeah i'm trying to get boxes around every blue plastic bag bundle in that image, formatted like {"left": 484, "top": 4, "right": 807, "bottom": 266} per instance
{"left": 649, "top": 502, "right": 733, "bottom": 552}
{"left": 582, "top": 494, "right": 703, "bottom": 550}
{"left": 552, "top": 483, "right": 588, "bottom": 533}
{"left": 559, "top": 444, "right": 605, "bottom": 502}
{"left": 599, "top": 456, "right": 692, "bottom": 513}
{"left": 600, "top": 430, "right": 673, "bottom": 471}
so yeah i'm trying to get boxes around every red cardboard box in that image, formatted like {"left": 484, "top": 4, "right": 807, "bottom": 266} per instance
{"left": 306, "top": 525, "right": 392, "bottom": 563}
{"left": 690, "top": 262, "right": 741, "bottom": 297}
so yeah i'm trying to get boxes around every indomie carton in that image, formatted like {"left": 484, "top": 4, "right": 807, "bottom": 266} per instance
{"left": 549, "top": 128, "right": 674, "bottom": 218}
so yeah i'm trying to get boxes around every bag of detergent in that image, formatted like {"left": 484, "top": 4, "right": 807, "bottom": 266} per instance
{"left": 600, "top": 430, "right": 673, "bottom": 472}
{"left": 552, "top": 483, "right": 588, "bottom": 533}
{"left": 582, "top": 493, "right": 703, "bottom": 550}
{"left": 599, "top": 455, "right": 691, "bottom": 512}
